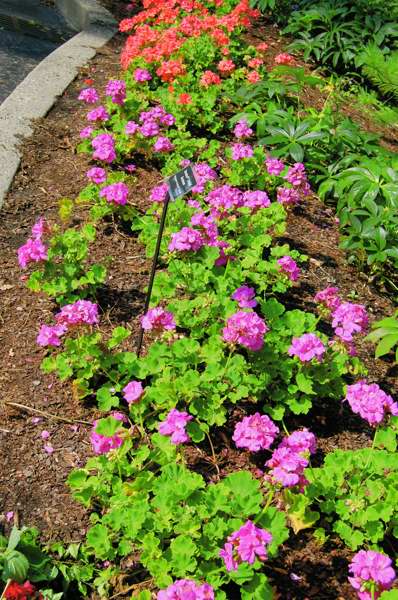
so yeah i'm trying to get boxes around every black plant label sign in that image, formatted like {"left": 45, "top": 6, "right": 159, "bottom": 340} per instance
{"left": 167, "top": 165, "right": 198, "bottom": 201}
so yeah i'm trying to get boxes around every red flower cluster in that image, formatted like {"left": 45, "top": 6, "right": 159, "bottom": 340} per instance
{"left": 218, "top": 59, "right": 236, "bottom": 74}
{"left": 120, "top": 0, "right": 259, "bottom": 80}
{"left": 200, "top": 70, "right": 221, "bottom": 87}
{"left": 4, "top": 581, "right": 41, "bottom": 600}
{"left": 156, "top": 59, "right": 186, "bottom": 82}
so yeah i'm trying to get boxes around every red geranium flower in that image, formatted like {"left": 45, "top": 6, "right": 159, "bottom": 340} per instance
{"left": 4, "top": 581, "right": 38, "bottom": 600}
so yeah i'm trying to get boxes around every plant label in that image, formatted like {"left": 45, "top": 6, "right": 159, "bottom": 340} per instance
{"left": 167, "top": 165, "right": 198, "bottom": 200}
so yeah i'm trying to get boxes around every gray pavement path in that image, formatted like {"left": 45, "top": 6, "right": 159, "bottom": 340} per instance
{"left": 0, "top": 29, "right": 58, "bottom": 103}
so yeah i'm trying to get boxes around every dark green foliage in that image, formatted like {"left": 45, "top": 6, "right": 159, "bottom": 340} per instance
{"left": 358, "top": 45, "right": 398, "bottom": 101}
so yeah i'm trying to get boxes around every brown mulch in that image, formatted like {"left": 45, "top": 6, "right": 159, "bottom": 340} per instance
{"left": 0, "top": 35, "right": 159, "bottom": 544}
{"left": 0, "top": 18, "right": 397, "bottom": 600}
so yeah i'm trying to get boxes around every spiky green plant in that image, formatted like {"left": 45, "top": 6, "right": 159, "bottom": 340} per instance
{"left": 359, "top": 44, "right": 398, "bottom": 101}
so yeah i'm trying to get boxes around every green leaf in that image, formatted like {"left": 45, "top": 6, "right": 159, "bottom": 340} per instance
{"left": 222, "top": 471, "right": 262, "bottom": 514}
{"left": 67, "top": 469, "right": 88, "bottom": 489}
{"left": 3, "top": 550, "right": 29, "bottom": 582}
{"left": 241, "top": 573, "right": 273, "bottom": 599}
{"left": 289, "top": 143, "right": 304, "bottom": 162}
{"left": 107, "top": 327, "right": 132, "bottom": 349}
{"left": 58, "top": 198, "right": 74, "bottom": 221}
{"left": 375, "top": 333, "right": 398, "bottom": 358}
{"left": 94, "top": 416, "right": 121, "bottom": 438}
{"left": 169, "top": 535, "right": 197, "bottom": 576}
{"left": 296, "top": 372, "right": 315, "bottom": 394}
{"left": 186, "top": 421, "right": 206, "bottom": 443}
{"left": 136, "top": 592, "right": 152, "bottom": 600}
{"left": 380, "top": 591, "right": 398, "bottom": 599}
{"left": 7, "top": 526, "right": 22, "bottom": 551}
{"left": 374, "top": 427, "right": 397, "bottom": 452}
{"left": 86, "top": 524, "right": 112, "bottom": 559}
{"left": 96, "top": 387, "right": 119, "bottom": 412}
{"left": 284, "top": 491, "right": 319, "bottom": 534}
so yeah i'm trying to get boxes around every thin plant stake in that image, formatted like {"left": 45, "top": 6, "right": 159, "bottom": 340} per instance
{"left": 136, "top": 165, "right": 198, "bottom": 356}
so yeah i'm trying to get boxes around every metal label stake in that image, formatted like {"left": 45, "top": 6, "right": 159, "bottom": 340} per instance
{"left": 136, "top": 165, "right": 198, "bottom": 356}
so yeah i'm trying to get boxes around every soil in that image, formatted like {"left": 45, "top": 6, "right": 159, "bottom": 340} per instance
{"left": 0, "top": 14, "right": 397, "bottom": 600}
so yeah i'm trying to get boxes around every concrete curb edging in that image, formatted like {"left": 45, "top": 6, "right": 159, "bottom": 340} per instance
{"left": 55, "top": 0, "right": 116, "bottom": 31}
{"left": 0, "top": 1, "right": 117, "bottom": 206}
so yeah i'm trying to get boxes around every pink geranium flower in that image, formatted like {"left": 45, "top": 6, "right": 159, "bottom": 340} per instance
{"left": 123, "top": 381, "right": 144, "bottom": 404}
{"left": 158, "top": 409, "right": 192, "bottom": 444}
{"left": 277, "top": 256, "right": 300, "bottom": 281}
{"left": 223, "top": 311, "right": 268, "bottom": 351}
{"left": 220, "top": 520, "right": 272, "bottom": 571}
{"left": 345, "top": 381, "right": 398, "bottom": 426}
{"left": 141, "top": 307, "right": 176, "bottom": 332}
{"left": 233, "top": 413, "right": 279, "bottom": 451}
{"left": 288, "top": 333, "right": 326, "bottom": 362}
{"left": 158, "top": 579, "right": 214, "bottom": 600}
{"left": 348, "top": 550, "right": 396, "bottom": 600}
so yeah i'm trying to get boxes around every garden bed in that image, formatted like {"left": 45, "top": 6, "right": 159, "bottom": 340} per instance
{"left": 1, "top": 4, "right": 398, "bottom": 600}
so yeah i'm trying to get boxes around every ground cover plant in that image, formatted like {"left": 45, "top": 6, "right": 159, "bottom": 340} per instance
{"left": 2, "top": 0, "right": 398, "bottom": 598}
{"left": 250, "top": 0, "right": 398, "bottom": 283}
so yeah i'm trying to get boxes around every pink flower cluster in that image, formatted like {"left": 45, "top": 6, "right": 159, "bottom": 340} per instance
{"left": 233, "top": 413, "right": 279, "bottom": 451}
{"left": 154, "top": 136, "right": 174, "bottom": 153}
{"left": 314, "top": 287, "right": 341, "bottom": 312}
{"left": 126, "top": 121, "right": 140, "bottom": 135}
{"left": 233, "top": 119, "right": 253, "bottom": 139}
{"left": 105, "top": 79, "right": 126, "bottom": 105}
{"left": 158, "top": 579, "right": 214, "bottom": 600}
{"left": 200, "top": 70, "right": 221, "bottom": 87}
{"left": 134, "top": 67, "right": 152, "bottom": 82}
{"left": 158, "top": 408, "right": 192, "bottom": 444}
{"left": 126, "top": 105, "right": 176, "bottom": 153}
{"left": 100, "top": 182, "right": 129, "bottom": 205}
{"left": 190, "top": 211, "right": 219, "bottom": 245}
{"left": 274, "top": 53, "right": 295, "bottom": 65}
{"left": 220, "top": 520, "right": 272, "bottom": 571}
{"left": 231, "top": 285, "right": 257, "bottom": 308}
{"left": 205, "top": 185, "right": 243, "bottom": 219}
{"left": 231, "top": 143, "right": 254, "bottom": 160}
{"left": 17, "top": 217, "right": 49, "bottom": 269}
{"left": 223, "top": 310, "right": 268, "bottom": 351}
{"left": 37, "top": 300, "right": 99, "bottom": 347}
{"left": 141, "top": 306, "right": 176, "bottom": 332}
{"left": 87, "top": 105, "right": 109, "bottom": 123}
{"left": 92, "top": 133, "right": 116, "bottom": 163}
{"left": 37, "top": 324, "right": 67, "bottom": 347}
{"left": 140, "top": 105, "right": 175, "bottom": 129}
{"left": 191, "top": 163, "right": 217, "bottom": 194}
{"left": 348, "top": 550, "right": 396, "bottom": 600}
{"left": 285, "top": 163, "right": 308, "bottom": 187}
{"left": 265, "top": 428, "right": 316, "bottom": 488}
{"left": 345, "top": 381, "right": 398, "bottom": 426}
{"left": 78, "top": 87, "right": 99, "bottom": 104}
{"left": 80, "top": 126, "right": 93, "bottom": 139}
{"left": 150, "top": 183, "right": 169, "bottom": 203}
{"left": 242, "top": 190, "right": 270, "bottom": 212}
{"left": 123, "top": 380, "right": 144, "bottom": 404}
{"left": 331, "top": 302, "right": 368, "bottom": 342}
{"left": 169, "top": 227, "right": 204, "bottom": 252}
{"left": 276, "top": 163, "right": 311, "bottom": 204}
{"left": 86, "top": 167, "right": 107, "bottom": 184}
{"left": 277, "top": 256, "right": 300, "bottom": 281}
{"left": 56, "top": 300, "right": 99, "bottom": 326}
{"left": 288, "top": 333, "right": 326, "bottom": 362}
{"left": 266, "top": 156, "right": 285, "bottom": 176}
{"left": 277, "top": 187, "right": 300, "bottom": 206}
{"left": 90, "top": 412, "right": 127, "bottom": 455}
{"left": 218, "top": 59, "right": 236, "bottom": 74}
